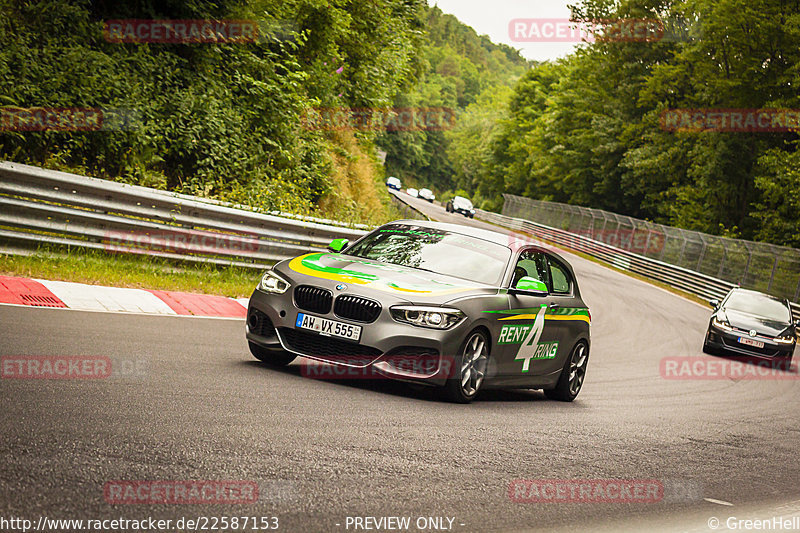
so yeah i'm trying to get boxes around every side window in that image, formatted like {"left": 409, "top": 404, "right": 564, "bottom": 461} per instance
{"left": 510, "top": 249, "right": 550, "bottom": 287}
{"left": 548, "top": 257, "right": 572, "bottom": 294}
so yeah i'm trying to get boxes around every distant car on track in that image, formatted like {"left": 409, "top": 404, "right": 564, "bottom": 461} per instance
{"left": 419, "top": 188, "right": 435, "bottom": 203}
{"left": 446, "top": 196, "right": 475, "bottom": 218}
{"left": 406, "top": 188, "right": 419, "bottom": 198}
{"left": 246, "top": 220, "right": 591, "bottom": 403}
{"left": 386, "top": 176, "right": 401, "bottom": 190}
{"left": 704, "top": 288, "right": 797, "bottom": 365}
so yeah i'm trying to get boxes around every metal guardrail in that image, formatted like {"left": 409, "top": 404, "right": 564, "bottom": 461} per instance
{"left": 1, "top": 161, "right": 796, "bottom": 320}
{"left": 475, "top": 208, "right": 800, "bottom": 321}
{"left": 387, "top": 189, "right": 429, "bottom": 221}
{"left": 0, "top": 162, "right": 368, "bottom": 269}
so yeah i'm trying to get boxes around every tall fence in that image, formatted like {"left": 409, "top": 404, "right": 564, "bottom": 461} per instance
{"left": 501, "top": 194, "right": 800, "bottom": 303}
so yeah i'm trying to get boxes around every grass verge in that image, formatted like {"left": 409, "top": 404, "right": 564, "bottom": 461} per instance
{"left": 0, "top": 246, "right": 261, "bottom": 298}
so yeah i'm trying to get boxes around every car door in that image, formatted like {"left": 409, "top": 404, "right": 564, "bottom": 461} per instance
{"left": 532, "top": 253, "right": 581, "bottom": 377}
{"left": 495, "top": 248, "right": 561, "bottom": 377}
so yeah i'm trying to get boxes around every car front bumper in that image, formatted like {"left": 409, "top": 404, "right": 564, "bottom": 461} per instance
{"left": 706, "top": 325, "right": 795, "bottom": 359}
{"left": 245, "top": 288, "right": 469, "bottom": 386}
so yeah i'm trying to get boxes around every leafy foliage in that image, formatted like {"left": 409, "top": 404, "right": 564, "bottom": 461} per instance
{"left": 0, "top": 0, "right": 425, "bottom": 222}
{"left": 377, "top": 5, "right": 528, "bottom": 196}
{"left": 6, "top": 0, "right": 798, "bottom": 247}
{"left": 449, "top": 0, "right": 800, "bottom": 246}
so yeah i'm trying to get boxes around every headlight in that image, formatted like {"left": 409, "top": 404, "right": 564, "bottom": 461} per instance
{"left": 390, "top": 306, "right": 465, "bottom": 330}
{"left": 258, "top": 270, "right": 290, "bottom": 294}
{"left": 775, "top": 333, "right": 796, "bottom": 344}
{"left": 712, "top": 315, "right": 734, "bottom": 331}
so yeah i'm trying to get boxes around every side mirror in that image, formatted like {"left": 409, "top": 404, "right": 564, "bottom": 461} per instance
{"left": 511, "top": 276, "right": 548, "bottom": 295}
{"left": 327, "top": 238, "right": 349, "bottom": 253}
{"left": 709, "top": 299, "right": 720, "bottom": 309}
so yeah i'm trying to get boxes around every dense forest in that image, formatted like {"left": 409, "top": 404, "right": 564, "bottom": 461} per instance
{"left": 2, "top": 0, "right": 799, "bottom": 247}
{"left": 0, "top": 0, "right": 524, "bottom": 224}
{"left": 0, "top": 0, "right": 432, "bottom": 223}
{"left": 448, "top": 0, "right": 800, "bottom": 247}
{"left": 377, "top": 6, "right": 528, "bottom": 194}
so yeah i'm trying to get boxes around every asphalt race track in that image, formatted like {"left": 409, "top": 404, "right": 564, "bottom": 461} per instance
{"left": 1, "top": 194, "right": 799, "bottom": 532}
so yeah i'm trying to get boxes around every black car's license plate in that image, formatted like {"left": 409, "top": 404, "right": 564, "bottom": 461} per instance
{"left": 738, "top": 337, "right": 764, "bottom": 349}
{"left": 296, "top": 313, "right": 361, "bottom": 341}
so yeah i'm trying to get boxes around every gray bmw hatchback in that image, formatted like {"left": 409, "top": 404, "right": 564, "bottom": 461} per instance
{"left": 246, "top": 221, "right": 591, "bottom": 403}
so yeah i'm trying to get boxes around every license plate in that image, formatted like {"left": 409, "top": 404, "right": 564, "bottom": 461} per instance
{"left": 738, "top": 337, "right": 764, "bottom": 349}
{"left": 296, "top": 313, "right": 361, "bottom": 342}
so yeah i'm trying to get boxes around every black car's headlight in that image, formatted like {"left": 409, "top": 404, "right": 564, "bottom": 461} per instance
{"left": 775, "top": 332, "right": 796, "bottom": 344}
{"left": 390, "top": 306, "right": 464, "bottom": 330}
{"left": 258, "top": 270, "right": 290, "bottom": 294}
{"left": 711, "top": 314, "right": 734, "bottom": 331}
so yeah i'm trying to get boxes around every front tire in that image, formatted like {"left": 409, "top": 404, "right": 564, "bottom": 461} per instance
{"left": 544, "top": 341, "right": 588, "bottom": 402}
{"left": 702, "top": 330, "right": 717, "bottom": 355}
{"left": 249, "top": 341, "right": 296, "bottom": 366}
{"left": 441, "top": 330, "right": 489, "bottom": 403}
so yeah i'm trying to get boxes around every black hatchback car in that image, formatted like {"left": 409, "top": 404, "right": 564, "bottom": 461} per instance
{"left": 703, "top": 288, "right": 798, "bottom": 365}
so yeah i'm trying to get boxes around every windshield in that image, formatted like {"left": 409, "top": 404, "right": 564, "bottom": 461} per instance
{"left": 724, "top": 291, "right": 791, "bottom": 322}
{"left": 346, "top": 225, "right": 510, "bottom": 285}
